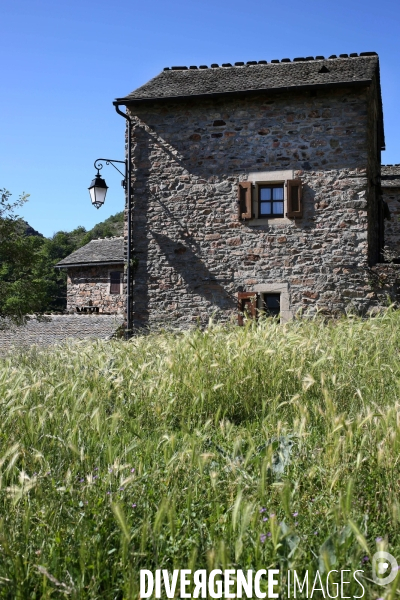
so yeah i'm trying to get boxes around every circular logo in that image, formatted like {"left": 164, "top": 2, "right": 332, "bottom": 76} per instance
{"left": 372, "top": 551, "right": 399, "bottom": 586}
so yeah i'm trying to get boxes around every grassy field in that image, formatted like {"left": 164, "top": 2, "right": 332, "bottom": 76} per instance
{"left": 0, "top": 312, "right": 400, "bottom": 598}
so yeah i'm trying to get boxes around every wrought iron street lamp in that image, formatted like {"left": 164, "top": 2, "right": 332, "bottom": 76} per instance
{"left": 88, "top": 169, "right": 109, "bottom": 209}
{"left": 89, "top": 157, "right": 132, "bottom": 339}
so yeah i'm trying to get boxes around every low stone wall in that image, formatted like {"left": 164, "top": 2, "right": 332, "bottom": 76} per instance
{"left": 366, "top": 263, "right": 400, "bottom": 306}
{"left": 0, "top": 314, "right": 124, "bottom": 355}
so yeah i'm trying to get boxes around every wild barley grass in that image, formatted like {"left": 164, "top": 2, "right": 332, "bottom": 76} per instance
{"left": 0, "top": 312, "right": 399, "bottom": 598}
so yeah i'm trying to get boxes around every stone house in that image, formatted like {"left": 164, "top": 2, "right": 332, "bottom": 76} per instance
{"left": 56, "top": 237, "right": 125, "bottom": 314}
{"left": 110, "top": 51, "right": 400, "bottom": 328}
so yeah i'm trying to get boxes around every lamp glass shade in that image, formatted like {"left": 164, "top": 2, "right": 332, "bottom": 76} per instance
{"left": 89, "top": 174, "right": 108, "bottom": 209}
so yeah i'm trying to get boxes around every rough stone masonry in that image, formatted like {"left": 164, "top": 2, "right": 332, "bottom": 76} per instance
{"left": 113, "top": 54, "right": 400, "bottom": 329}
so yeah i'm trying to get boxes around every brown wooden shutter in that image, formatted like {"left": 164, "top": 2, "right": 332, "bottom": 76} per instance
{"left": 286, "top": 179, "right": 303, "bottom": 218}
{"left": 238, "top": 182, "right": 252, "bottom": 220}
{"left": 110, "top": 271, "right": 121, "bottom": 294}
{"left": 238, "top": 292, "right": 258, "bottom": 325}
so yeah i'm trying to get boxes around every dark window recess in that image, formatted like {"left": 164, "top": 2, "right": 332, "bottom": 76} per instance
{"left": 262, "top": 293, "right": 281, "bottom": 316}
{"left": 259, "top": 185, "right": 284, "bottom": 217}
{"left": 110, "top": 271, "right": 121, "bottom": 294}
{"left": 238, "top": 292, "right": 257, "bottom": 326}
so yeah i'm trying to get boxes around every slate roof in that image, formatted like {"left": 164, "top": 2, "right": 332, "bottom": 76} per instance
{"left": 382, "top": 165, "right": 400, "bottom": 188}
{"left": 56, "top": 237, "right": 124, "bottom": 268}
{"left": 116, "top": 54, "right": 380, "bottom": 104}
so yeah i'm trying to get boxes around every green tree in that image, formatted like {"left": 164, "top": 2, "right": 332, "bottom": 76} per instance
{"left": 0, "top": 189, "right": 50, "bottom": 323}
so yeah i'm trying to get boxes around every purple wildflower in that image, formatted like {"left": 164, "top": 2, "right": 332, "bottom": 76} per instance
{"left": 293, "top": 512, "right": 298, "bottom": 517}
{"left": 259, "top": 508, "right": 267, "bottom": 513}
{"left": 314, "top": 531, "right": 318, "bottom": 535}
{"left": 376, "top": 537, "right": 383, "bottom": 542}
{"left": 131, "top": 468, "right": 135, "bottom": 473}
{"left": 260, "top": 534, "right": 267, "bottom": 543}
{"left": 119, "top": 487, "right": 124, "bottom": 491}
{"left": 263, "top": 517, "right": 268, "bottom": 522}
{"left": 80, "top": 479, "right": 84, "bottom": 483}
{"left": 132, "top": 503, "right": 137, "bottom": 508}
{"left": 270, "top": 513, "right": 276, "bottom": 518}
{"left": 362, "top": 556, "right": 369, "bottom": 563}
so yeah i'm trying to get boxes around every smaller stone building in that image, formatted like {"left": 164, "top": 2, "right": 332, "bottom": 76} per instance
{"left": 56, "top": 237, "right": 125, "bottom": 314}
{"left": 382, "top": 165, "right": 400, "bottom": 262}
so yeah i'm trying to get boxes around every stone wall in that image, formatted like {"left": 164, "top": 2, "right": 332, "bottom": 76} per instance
{"left": 126, "top": 84, "right": 383, "bottom": 328}
{"left": 383, "top": 186, "right": 400, "bottom": 260}
{"left": 0, "top": 314, "right": 124, "bottom": 356}
{"left": 382, "top": 165, "right": 400, "bottom": 261}
{"left": 66, "top": 265, "right": 125, "bottom": 314}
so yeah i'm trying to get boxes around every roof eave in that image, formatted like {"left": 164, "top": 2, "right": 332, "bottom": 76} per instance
{"left": 114, "top": 78, "right": 373, "bottom": 106}
{"left": 55, "top": 260, "right": 125, "bottom": 269}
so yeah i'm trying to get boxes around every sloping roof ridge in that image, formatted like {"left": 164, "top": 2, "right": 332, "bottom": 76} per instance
{"left": 55, "top": 236, "right": 125, "bottom": 268}
{"left": 162, "top": 52, "right": 378, "bottom": 70}
{"left": 91, "top": 235, "right": 123, "bottom": 240}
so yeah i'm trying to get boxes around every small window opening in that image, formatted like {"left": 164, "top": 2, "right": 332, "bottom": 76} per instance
{"left": 262, "top": 293, "right": 281, "bottom": 317}
{"left": 110, "top": 271, "right": 121, "bottom": 294}
{"left": 318, "top": 65, "right": 330, "bottom": 73}
{"left": 258, "top": 184, "right": 284, "bottom": 218}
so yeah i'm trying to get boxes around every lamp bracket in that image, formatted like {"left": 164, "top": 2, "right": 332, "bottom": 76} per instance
{"left": 94, "top": 158, "right": 126, "bottom": 179}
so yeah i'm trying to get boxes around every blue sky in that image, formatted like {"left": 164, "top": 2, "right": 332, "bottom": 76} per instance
{"left": 1, "top": 0, "right": 399, "bottom": 237}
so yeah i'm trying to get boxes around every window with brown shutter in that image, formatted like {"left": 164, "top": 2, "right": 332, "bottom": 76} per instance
{"left": 110, "top": 271, "right": 121, "bottom": 294}
{"left": 238, "top": 292, "right": 258, "bottom": 325}
{"left": 238, "top": 182, "right": 252, "bottom": 220}
{"left": 286, "top": 179, "right": 303, "bottom": 218}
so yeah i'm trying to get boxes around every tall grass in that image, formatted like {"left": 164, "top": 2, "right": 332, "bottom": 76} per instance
{"left": 0, "top": 312, "right": 399, "bottom": 598}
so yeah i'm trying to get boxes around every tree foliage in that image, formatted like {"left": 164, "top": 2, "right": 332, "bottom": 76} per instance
{"left": 0, "top": 189, "right": 50, "bottom": 323}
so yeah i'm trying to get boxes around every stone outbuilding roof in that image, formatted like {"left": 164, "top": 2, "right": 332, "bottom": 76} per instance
{"left": 382, "top": 165, "right": 400, "bottom": 188}
{"left": 116, "top": 54, "right": 379, "bottom": 102}
{"left": 0, "top": 315, "right": 124, "bottom": 355}
{"left": 56, "top": 237, "right": 124, "bottom": 268}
